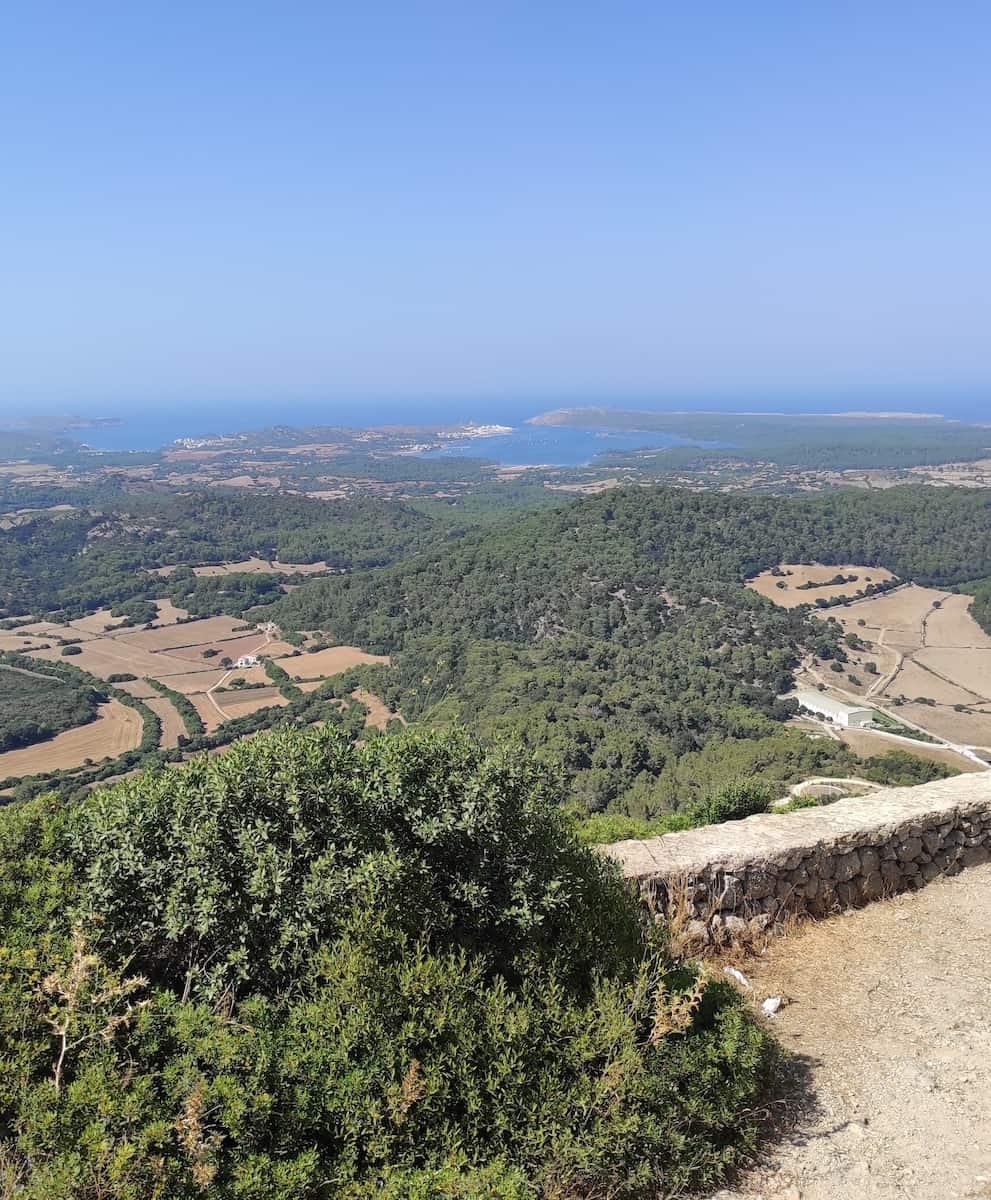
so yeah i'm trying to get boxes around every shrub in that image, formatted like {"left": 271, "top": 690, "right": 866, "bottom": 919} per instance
{"left": 685, "top": 779, "right": 772, "bottom": 827}
{"left": 71, "top": 726, "right": 644, "bottom": 1000}
{"left": 0, "top": 728, "right": 777, "bottom": 1198}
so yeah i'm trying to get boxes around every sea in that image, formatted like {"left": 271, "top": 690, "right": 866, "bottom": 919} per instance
{"left": 6, "top": 394, "right": 989, "bottom": 468}
{"left": 26, "top": 399, "right": 696, "bottom": 466}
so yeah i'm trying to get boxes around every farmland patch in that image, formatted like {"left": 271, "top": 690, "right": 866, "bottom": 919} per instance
{"left": 0, "top": 699, "right": 142, "bottom": 776}
{"left": 116, "top": 616, "right": 253, "bottom": 651}
{"left": 29, "top": 641, "right": 195, "bottom": 681}
{"left": 351, "top": 687, "right": 404, "bottom": 730}
{"left": 747, "top": 562, "right": 896, "bottom": 608}
{"left": 279, "top": 645, "right": 390, "bottom": 680}
{"left": 213, "top": 687, "right": 289, "bottom": 720}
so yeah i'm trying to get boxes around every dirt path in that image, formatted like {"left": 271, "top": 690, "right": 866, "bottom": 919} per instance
{"left": 713, "top": 862, "right": 991, "bottom": 1200}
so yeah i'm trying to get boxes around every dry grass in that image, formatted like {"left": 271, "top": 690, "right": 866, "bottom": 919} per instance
{"left": 189, "top": 696, "right": 225, "bottom": 733}
{"left": 114, "top": 678, "right": 160, "bottom": 699}
{"left": 914, "top": 647, "right": 991, "bottom": 700}
{"left": 837, "top": 727, "right": 984, "bottom": 772}
{"left": 0, "top": 700, "right": 142, "bottom": 776}
{"left": 66, "top": 609, "right": 131, "bottom": 636}
{"left": 0, "top": 633, "right": 55, "bottom": 653}
{"left": 143, "top": 696, "right": 186, "bottom": 748}
{"left": 747, "top": 563, "right": 896, "bottom": 608}
{"left": 212, "top": 687, "right": 288, "bottom": 719}
{"left": 924, "top": 593, "right": 991, "bottom": 648}
{"left": 29, "top": 641, "right": 196, "bottom": 681}
{"left": 155, "top": 558, "right": 329, "bottom": 578}
{"left": 161, "top": 669, "right": 230, "bottom": 695}
{"left": 897, "top": 703, "right": 991, "bottom": 746}
{"left": 883, "top": 659, "right": 977, "bottom": 706}
{"left": 351, "top": 687, "right": 404, "bottom": 729}
{"left": 278, "top": 646, "right": 390, "bottom": 679}
{"left": 167, "top": 635, "right": 269, "bottom": 664}
{"left": 150, "top": 598, "right": 190, "bottom": 625}
{"left": 836, "top": 583, "right": 949, "bottom": 641}
{"left": 116, "top": 616, "right": 251, "bottom": 651}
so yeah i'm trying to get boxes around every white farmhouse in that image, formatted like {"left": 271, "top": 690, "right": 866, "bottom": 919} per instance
{"left": 235, "top": 654, "right": 260, "bottom": 669}
{"left": 785, "top": 688, "right": 874, "bottom": 728}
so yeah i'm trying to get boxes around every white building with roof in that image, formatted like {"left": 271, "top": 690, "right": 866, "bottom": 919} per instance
{"left": 785, "top": 688, "right": 874, "bottom": 728}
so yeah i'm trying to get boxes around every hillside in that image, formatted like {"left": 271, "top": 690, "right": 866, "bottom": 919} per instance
{"left": 264, "top": 485, "right": 991, "bottom": 817}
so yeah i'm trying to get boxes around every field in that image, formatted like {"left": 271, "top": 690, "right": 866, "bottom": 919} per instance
{"left": 0, "top": 632, "right": 58, "bottom": 653}
{"left": 800, "top": 583, "right": 991, "bottom": 752}
{"left": 747, "top": 562, "right": 896, "bottom": 608}
{"left": 0, "top": 593, "right": 396, "bottom": 780}
{"left": 351, "top": 687, "right": 404, "bottom": 730}
{"left": 837, "top": 728, "right": 983, "bottom": 773}
{"left": 281, "top": 646, "right": 390, "bottom": 678}
{"left": 212, "top": 686, "right": 289, "bottom": 720}
{"left": 143, "top": 695, "right": 186, "bottom": 748}
{"left": 154, "top": 558, "right": 330, "bottom": 578}
{"left": 66, "top": 609, "right": 132, "bottom": 636}
{"left": 116, "top": 616, "right": 254, "bottom": 651}
{"left": 30, "top": 640, "right": 196, "bottom": 680}
{"left": 0, "top": 699, "right": 142, "bottom": 777}
{"left": 151, "top": 598, "right": 190, "bottom": 625}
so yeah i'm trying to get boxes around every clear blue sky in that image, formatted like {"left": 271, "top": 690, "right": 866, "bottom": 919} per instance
{"left": 2, "top": 1, "right": 990, "bottom": 418}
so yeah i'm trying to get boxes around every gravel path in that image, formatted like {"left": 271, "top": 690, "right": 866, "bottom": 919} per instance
{"left": 713, "top": 862, "right": 991, "bottom": 1200}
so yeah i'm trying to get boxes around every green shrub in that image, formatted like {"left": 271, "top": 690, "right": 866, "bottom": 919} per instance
{"left": 685, "top": 779, "right": 772, "bottom": 826}
{"left": 0, "top": 728, "right": 777, "bottom": 1198}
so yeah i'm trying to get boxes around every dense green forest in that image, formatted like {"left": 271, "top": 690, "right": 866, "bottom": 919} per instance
{"left": 0, "top": 727, "right": 776, "bottom": 1198}
{"left": 0, "top": 494, "right": 449, "bottom": 618}
{"left": 2, "top": 483, "right": 988, "bottom": 808}
{"left": 0, "top": 665, "right": 100, "bottom": 752}
{"left": 265, "top": 485, "right": 991, "bottom": 815}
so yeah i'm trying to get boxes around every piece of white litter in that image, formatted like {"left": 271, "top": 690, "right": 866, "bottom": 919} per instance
{"left": 723, "top": 966, "right": 751, "bottom": 990}
{"left": 761, "top": 996, "right": 783, "bottom": 1017}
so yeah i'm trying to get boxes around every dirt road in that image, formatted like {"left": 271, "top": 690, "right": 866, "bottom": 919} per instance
{"left": 714, "top": 862, "right": 991, "bottom": 1200}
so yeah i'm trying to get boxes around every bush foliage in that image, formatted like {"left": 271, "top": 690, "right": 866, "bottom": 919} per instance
{"left": 0, "top": 726, "right": 776, "bottom": 1198}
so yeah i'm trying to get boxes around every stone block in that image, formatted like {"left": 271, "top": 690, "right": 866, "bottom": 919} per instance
{"left": 898, "top": 837, "right": 923, "bottom": 862}
{"left": 880, "top": 859, "right": 902, "bottom": 887}
{"left": 962, "top": 845, "right": 990, "bottom": 868}
{"left": 922, "top": 829, "right": 942, "bottom": 855}
{"left": 859, "top": 847, "right": 881, "bottom": 876}
{"left": 834, "top": 850, "right": 862, "bottom": 882}
{"left": 745, "top": 869, "right": 775, "bottom": 900}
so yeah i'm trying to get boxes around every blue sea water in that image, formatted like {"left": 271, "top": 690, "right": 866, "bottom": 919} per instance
{"left": 14, "top": 393, "right": 991, "bottom": 466}
{"left": 418, "top": 426, "right": 690, "bottom": 466}
{"left": 59, "top": 400, "right": 692, "bottom": 465}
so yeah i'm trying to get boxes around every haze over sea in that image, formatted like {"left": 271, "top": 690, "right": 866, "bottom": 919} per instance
{"left": 28, "top": 391, "right": 990, "bottom": 466}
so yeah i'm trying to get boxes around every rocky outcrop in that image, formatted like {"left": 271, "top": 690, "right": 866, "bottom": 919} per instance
{"left": 602, "top": 774, "right": 991, "bottom": 943}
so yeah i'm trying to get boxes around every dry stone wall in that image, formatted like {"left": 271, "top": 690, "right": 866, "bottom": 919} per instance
{"left": 603, "top": 774, "right": 991, "bottom": 944}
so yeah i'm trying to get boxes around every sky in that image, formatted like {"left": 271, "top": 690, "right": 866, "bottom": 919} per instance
{"left": 1, "top": 1, "right": 990, "bottom": 420}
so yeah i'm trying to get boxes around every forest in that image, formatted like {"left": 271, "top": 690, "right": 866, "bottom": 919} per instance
{"left": 0, "top": 493, "right": 449, "bottom": 619}
{"left": 264, "top": 485, "right": 991, "bottom": 816}
{"left": 0, "top": 665, "right": 100, "bottom": 752}
{"left": 2, "top": 482, "right": 989, "bottom": 812}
